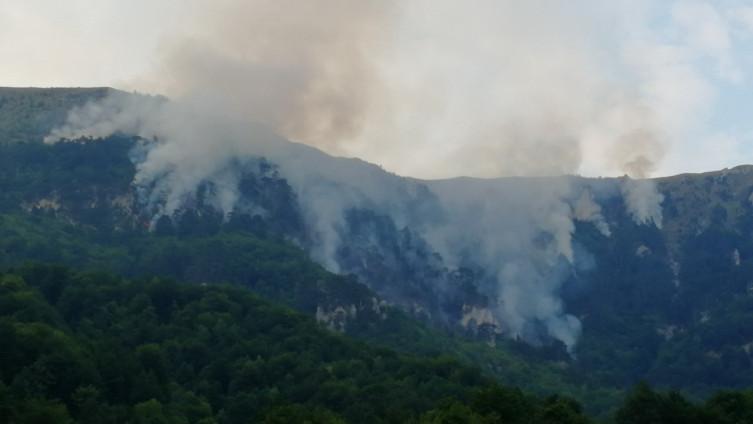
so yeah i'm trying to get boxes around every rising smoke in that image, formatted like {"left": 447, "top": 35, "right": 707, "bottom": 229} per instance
{"left": 45, "top": 0, "right": 672, "bottom": 350}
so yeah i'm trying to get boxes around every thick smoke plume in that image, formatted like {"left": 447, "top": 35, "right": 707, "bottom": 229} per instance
{"left": 127, "top": 1, "right": 671, "bottom": 181}
{"left": 573, "top": 190, "right": 611, "bottom": 236}
{"left": 46, "top": 1, "right": 676, "bottom": 349}
{"left": 621, "top": 178, "right": 664, "bottom": 228}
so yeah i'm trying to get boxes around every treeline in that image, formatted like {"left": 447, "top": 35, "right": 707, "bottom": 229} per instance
{"left": 3, "top": 264, "right": 752, "bottom": 423}
{"left": 0, "top": 264, "right": 594, "bottom": 423}
{"left": 0, "top": 87, "right": 111, "bottom": 145}
{"left": 0, "top": 211, "right": 601, "bottom": 410}
{"left": 423, "top": 383, "right": 753, "bottom": 423}
{"left": 616, "top": 383, "right": 753, "bottom": 424}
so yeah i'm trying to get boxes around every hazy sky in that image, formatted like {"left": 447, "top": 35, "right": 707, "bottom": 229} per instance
{"left": 2, "top": 0, "right": 753, "bottom": 178}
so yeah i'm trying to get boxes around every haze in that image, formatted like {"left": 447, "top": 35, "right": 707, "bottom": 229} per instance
{"left": 3, "top": 0, "right": 753, "bottom": 179}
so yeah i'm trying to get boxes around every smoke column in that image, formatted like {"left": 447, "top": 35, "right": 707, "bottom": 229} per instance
{"left": 46, "top": 0, "right": 681, "bottom": 349}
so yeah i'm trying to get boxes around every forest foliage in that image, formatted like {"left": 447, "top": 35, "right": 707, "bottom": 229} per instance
{"left": 5, "top": 91, "right": 753, "bottom": 421}
{"left": 0, "top": 263, "right": 594, "bottom": 423}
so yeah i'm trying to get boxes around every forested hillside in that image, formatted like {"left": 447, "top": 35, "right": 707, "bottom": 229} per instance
{"left": 0, "top": 207, "right": 603, "bottom": 414}
{"left": 0, "top": 134, "right": 595, "bottom": 409}
{"left": 5, "top": 88, "right": 753, "bottom": 422}
{"left": 0, "top": 88, "right": 111, "bottom": 145}
{"left": 3, "top": 132, "right": 753, "bottom": 401}
{"left": 0, "top": 264, "right": 593, "bottom": 423}
{"left": 5, "top": 265, "right": 753, "bottom": 423}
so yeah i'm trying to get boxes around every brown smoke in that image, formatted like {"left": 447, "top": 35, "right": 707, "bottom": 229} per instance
{"left": 128, "top": 1, "right": 670, "bottom": 179}
{"left": 140, "top": 0, "right": 393, "bottom": 154}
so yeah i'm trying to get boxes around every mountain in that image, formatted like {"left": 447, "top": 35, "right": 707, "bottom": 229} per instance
{"left": 4, "top": 87, "right": 753, "bottom": 412}
{"left": 0, "top": 87, "right": 112, "bottom": 145}
{"left": 0, "top": 134, "right": 601, "bottom": 413}
{"left": 7, "top": 264, "right": 751, "bottom": 424}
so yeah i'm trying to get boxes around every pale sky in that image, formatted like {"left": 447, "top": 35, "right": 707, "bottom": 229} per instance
{"left": 2, "top": 1, "right": 753, "bottom": 178}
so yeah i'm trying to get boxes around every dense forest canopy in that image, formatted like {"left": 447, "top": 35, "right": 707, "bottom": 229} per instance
{"left": 0, "top": 263, "right": 593, "bottom": 423}
{"left": 4, "top": 264, "right": 753, "bottom": 423}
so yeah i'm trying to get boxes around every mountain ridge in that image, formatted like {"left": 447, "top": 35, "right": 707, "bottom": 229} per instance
{"left": 5, "top": 86, "right": 748, "bottom": 184}
{"left": 4, "top": 87, "right": 753, "bottom": 405}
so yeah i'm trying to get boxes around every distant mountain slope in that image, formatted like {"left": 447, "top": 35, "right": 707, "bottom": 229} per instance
{"left": 2, "top": 263, "right": 591, "bottom": 423}
{"left": 0, "top": 137, "right": 605, "bottom": 413}
{"left": 0, "top": 87, "right": 113, "bottom": 144}
{"left": 5, "top": 87, "right": 753, "bottom": 404}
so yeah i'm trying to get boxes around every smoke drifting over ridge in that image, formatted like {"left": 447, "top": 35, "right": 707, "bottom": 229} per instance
{"left": 125, "top": 0, "right": 674, "bottom": 180}
{"left": 133, "top": 0, "right": 669, "bottom": 225}
{"left": 45, "top": 1, "right": 680, "bottom": 349}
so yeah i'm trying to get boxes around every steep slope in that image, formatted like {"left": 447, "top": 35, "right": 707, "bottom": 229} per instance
{"left": 569, "top": 166, "right": 753, "bottom": 391}
{"left": 1, "top": 263, "right": 595, "bottom": 423}
{"left": 0, "top": 87, "right": 112, "bottom": 145}
{"left": 0, "top": 134, "right": 606, "bottom": 406}
{"left": 5, "top": 87, "right": 753, "bottom": 402}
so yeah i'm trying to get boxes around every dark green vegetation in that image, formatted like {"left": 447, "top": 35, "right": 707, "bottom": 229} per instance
{"left": 614, "top": 383, "right": 753, "bottom": 424}
{"left": 3, "top": 135, "right": 753, "bottom": 400}
{"left": 425, "top": 384, "right": 753, "bottom": 424}
{"left": 0, "top": 263, "right": 591, "bottom": 423}
{"left": 0, "top": 87, "right": 111, "bottom": 144}
{"left": 567, "top": 169, "right": 753, "bottom": 396}
{"left": 5, "top": 88, "right": 753, "bottom": 422}
{"left": 0, "top": 136, "right": 608, "bottom": 414}
{"left": 3, "top": 264, "right": 753, "bottom": 423}
{"left": 0, "top": 208, "right": 605, "bottom": 414}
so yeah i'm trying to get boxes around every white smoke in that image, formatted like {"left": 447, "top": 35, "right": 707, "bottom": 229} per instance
{"left": 425, "top": 177, "right": 582, "bottom": 349}
{"left": 44, "top": 94, "right": 585, "bottom": 350}
{"left": 573, "top": 189, "right": 611, "bottom": 236}
{"left": 44, "top": 91, "right": 165, "bottom": 143}
{"left": 41, "top": 0, "right": 701, "bottom": 349}
{"left": 621, "top": 178, "right": 664, "bottom": 228}
{"left": 614, "top": 134, "right": 665, "bottom": 228}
